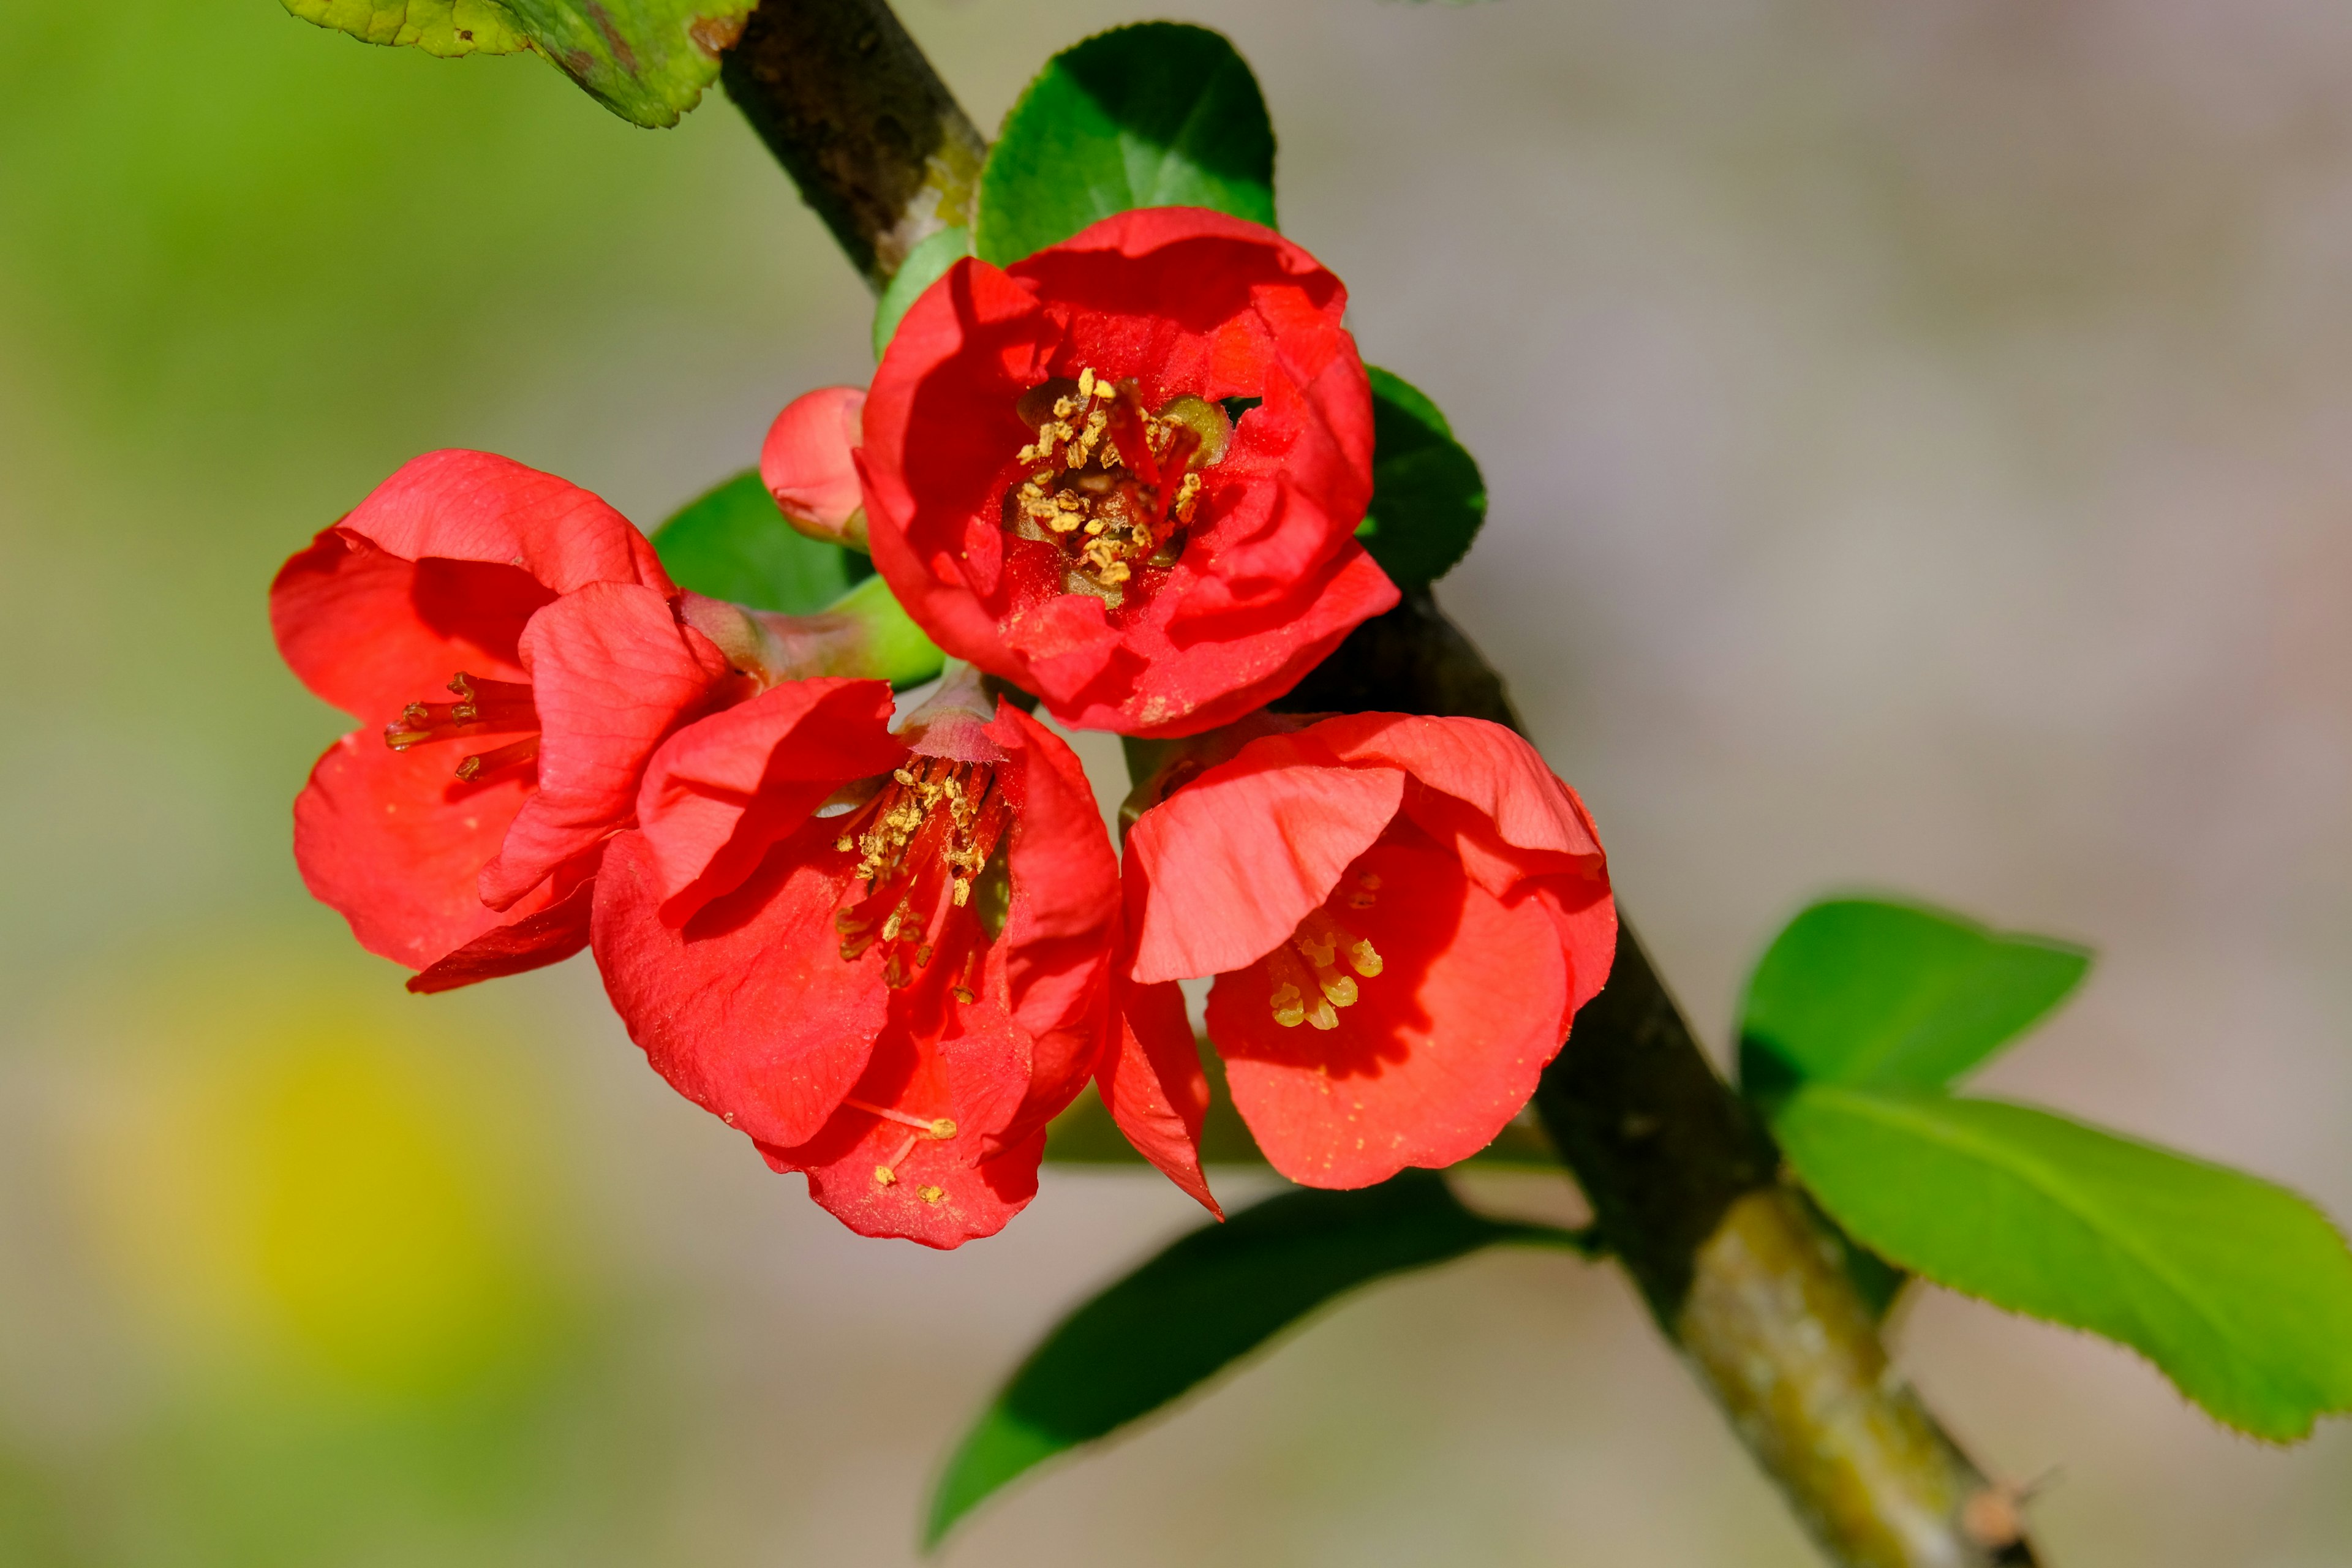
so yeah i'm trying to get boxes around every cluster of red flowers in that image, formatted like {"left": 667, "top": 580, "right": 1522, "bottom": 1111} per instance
{"left": 273, "top": 209, "right": 1617, "bottom": 1246}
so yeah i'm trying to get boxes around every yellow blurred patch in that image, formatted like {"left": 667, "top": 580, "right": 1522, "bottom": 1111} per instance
{"left": 64, "top": 937, "right": 577, "bottom": 1404}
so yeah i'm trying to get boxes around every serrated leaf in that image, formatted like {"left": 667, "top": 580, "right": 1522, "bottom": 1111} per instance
{"left": 1355, "top": 366, "right": 1487, "bottom": 586}
{"left": 925, "top": 1173, "right": 1586, "bottom": 1545}
{"left": 284, "top": 0, "right": 751, "bottom": 127}
{"left": 1740, "top": 897, "right": 2090, "bottom": 1104}
{"left": 651, "top": 470, "right": 872, "bottom": 614}
{"left": 873, "top": 226, "right": 970, "bottom": 360}
{"left": 974, "top": 23, "right": 1276, "bottom": 266}
{"left": 1777, "top": 1084, "right": 2352, "bottom": 1440}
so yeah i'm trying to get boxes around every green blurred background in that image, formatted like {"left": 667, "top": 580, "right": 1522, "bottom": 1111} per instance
{"left": 2, "top": 1, "right": 2348, "bottom": 1563}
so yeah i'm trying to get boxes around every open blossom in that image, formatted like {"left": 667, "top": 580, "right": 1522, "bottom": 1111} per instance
{"left": 856, "top": 207, "right": 1397, "bottom": 738}
{"left": 1106, "top": 714, "right": 1616, "bottom": 1199}
{"left": 271, "top": 449, "right": 874, "bottom": 992}
{"left": 590, "top": 669, "right": 1120, "bottom": 1247}
{"left": 271, "top": 450, "right": 737, "bottom": 990}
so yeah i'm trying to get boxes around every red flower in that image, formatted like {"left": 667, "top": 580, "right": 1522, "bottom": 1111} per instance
{"left": 271, "top": 450, "right": 756, "bottom": 992}
{"left": 857, "top": 208, "right": 1398, "bottom": 738}
{"left": 590, "top": 670, "right": 1121, "bottom": 1248}
{"left": 1107, "top": 714, "right": 1615, "bottom": 1197}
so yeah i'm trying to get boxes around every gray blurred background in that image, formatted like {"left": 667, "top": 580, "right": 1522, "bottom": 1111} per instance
{"left": 2, "top": 0, "right": 2348, "bottom": 1562}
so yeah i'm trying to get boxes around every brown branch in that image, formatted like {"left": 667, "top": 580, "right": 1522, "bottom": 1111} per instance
{"left": 720, "top": 0, "right": 986, "bottom": 290}
{"left": 717, "top": 8, "right": 2043, "bottom": 1562}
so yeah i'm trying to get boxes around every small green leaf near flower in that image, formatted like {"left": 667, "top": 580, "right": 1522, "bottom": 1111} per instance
{"left": 976, "top": 23, "right": 1277, "bottom": 266}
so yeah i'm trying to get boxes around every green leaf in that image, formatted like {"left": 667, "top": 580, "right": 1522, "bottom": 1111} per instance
{"left": 974, "top": 23, "right": 1277, "bottom": 267}
{"left": 1740, "top": 897, "right": 2090, "bottom": 1104}
{"left": 925, "top": 1173, "right": 1588, "bottom": 1545}
{"left": 651, "top": 470, "right": 871, "bottom": 615}
{"left": 282, "top": 0, "right": 531, "bottom": 56}
{"left": 873, "top": 226, "right": 970, "bottom": 360}
{"left": 1777, "top": 1084, "right": 2352, "bottom": 1440}
{"left": 1355, "top": 366, "right": 1487, "bottom": 586}
{"left": 283, "top": 0, "right": 751, "bottom": 127}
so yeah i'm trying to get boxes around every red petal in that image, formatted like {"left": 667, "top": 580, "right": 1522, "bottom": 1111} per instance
{"left": 270, "top": 451, "right": 668, "bottom": 725}
{"left": 982, "top": 703, "right": 1123, "bottom": 1145}
{"left": 336, "top": 450, "right": 669, "bottom": 598}
{"left": 633, "top": 678, "right": 904, "bottom": 922}
{"left": 293, "top": 729, "right": 536, "bottom": 972}
{"left": 271, "top": 532, "right": 547, "bottom": 725}
{"left": 1125, "top": 733, "right": 1405, "bottom": 984}
{"left": 1206, "top": 834, "right": 1571, "bottom": 1188}
{"left": 757, "top": 1010, "right": 1044, "bottom": 1248}
{"left": 761, "top": 385, "right": 869, "bottom": 540}
{"left": 408, "top": 866, "right": 595, "bottom": 993}
{"left": 1099, "top": 974, "right": 1219, "bottom": 1216}
{"left": 477, "top": 582, "right": 735, "bottom": 910}
{"left": 1312, "top": 714, "right": 1605, "bottom": 890}
{"left": 591, "top": 824, "right": 888, "bottom": 1150}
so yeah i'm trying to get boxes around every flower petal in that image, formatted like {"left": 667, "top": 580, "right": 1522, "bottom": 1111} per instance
{"left": 633, "top": 677, "right": 904, "bottom": 923}
{"left": 1125, "top": 734, "right": 1404, "bottom": 984}
{"left": 592, "top": 824, "right": 888, "bottom": 1150}
{"left": 759, "top": 1011, "right": 1044, "bottom": 1248}
{"left": 1206, "top": 835, "right": 1570, "bottom": 1188}
{"left": 408, "top": 867, "right": 596, "bottom": 994}
{"left": 983, "top": 703, "right": 1123, "bottom": 1146}
{"left": 477, "top": 582, "right": 736, "bottom": 910}
{"left": 271, "top": 531, "right": 546, "bottom": 725}
{"left": 1312, "top": 714, "right": 1605, "bottom": 894}
{"left": 292, "top": 729, "right": 537, "bottom": 972}
{"left": 1099, "top": 974, "right": 1219, "bottom": 1216}
{"left": 337, "top": 449, "right": 669, "bottom": 597}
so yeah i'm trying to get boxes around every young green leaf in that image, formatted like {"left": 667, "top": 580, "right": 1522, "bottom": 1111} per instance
{"left": 283, "top": 0, "right": 750, "bottom": 127}
{"left": 974, "top": 23, "right": 1277, "bottom": 267}
{"left": 1356, "top": 367, "right": 1488, "bottom": 586}
{"left": 1776, "top": 1084, "right": 2352, "bottom": 1440}
{"left": 873, "top": 227, "right": 971, "bottom": 360}
{"left": 652, "top": 470, "right": 873, "bottom": 615}
{"left": 925, "top": 1173, "right": 1589, "bottom": 1547}
{"left": 1740, "top": 897, "right": 2090, "bottom": 1104}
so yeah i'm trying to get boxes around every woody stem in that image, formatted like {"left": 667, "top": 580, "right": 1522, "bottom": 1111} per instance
{"left": 719, "top": 0, "right": 986, "bottom": 291}
{"left": 715, "top": 6, "right": 2039, "bottom": 1564}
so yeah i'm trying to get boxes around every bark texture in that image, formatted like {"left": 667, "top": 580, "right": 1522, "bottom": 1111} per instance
{"left": 721, "top": 0, "right": 986, "bottom": 289}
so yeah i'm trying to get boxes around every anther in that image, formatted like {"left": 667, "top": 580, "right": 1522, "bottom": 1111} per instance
{"left": 918, "top": 1186, "right": 945, "bottom": 1205}
{"left": 454, "top": 736, "right": 538, "bottom": 781}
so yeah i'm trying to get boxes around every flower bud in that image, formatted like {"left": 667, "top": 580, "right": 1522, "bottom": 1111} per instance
{"left": 760, "top": 385, "right": 869, "bottom": 548}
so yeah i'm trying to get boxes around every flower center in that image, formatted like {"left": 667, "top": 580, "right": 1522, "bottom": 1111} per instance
{"left": 382, "top": 672, "right": 541, "bottom": 781}
{"left": 831, "top": 756, "right": 1012, "bottom": 995}
{"left": 1265, "top": 870, "right": 1386, "bottom": 1030}
{"left": 1005, "top": 366, "right": 1229, "bottom": 603}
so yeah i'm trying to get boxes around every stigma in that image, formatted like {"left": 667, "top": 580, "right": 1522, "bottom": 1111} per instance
{"left": 382, "top": 673, "right": 541, "bottom": 782}
{"left": 830, "top": 756, "right": 1012, "bottom": 993}
{"left": 1005, "top": 366, "right": 1229, "bottom": 603}
{"left": 1266, "top": 871, "right": 1385, "bottom": 1030}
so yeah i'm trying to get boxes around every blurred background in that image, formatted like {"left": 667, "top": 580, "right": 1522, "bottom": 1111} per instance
{"left": 3, "top": 0, "right": 2349, "bottom": 1562}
